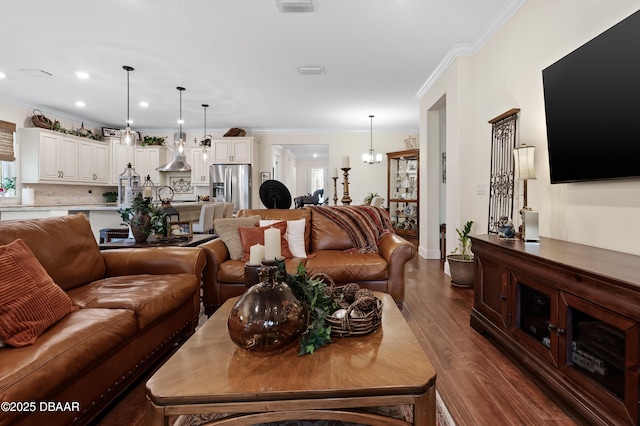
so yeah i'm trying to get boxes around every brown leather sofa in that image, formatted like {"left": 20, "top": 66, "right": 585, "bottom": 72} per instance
{"left": 199, "top": 207, "right": 415, "bottom": 315}
{"left": 0, "top": 214, "right": 206, "bottom": 426}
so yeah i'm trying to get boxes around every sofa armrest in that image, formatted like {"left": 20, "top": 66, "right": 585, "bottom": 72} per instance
{"left": 197, "top": 238, "right": 230, "bottom": 316}
{"left": 377, "top": 233, "right": 416, "bottom": 306}
{"left": 101, "top": 247, "right": 206, "bottom": 277}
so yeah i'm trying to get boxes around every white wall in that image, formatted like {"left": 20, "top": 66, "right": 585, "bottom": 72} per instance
{"left": 419, "top": 0, "right": 640, "bottom": 256}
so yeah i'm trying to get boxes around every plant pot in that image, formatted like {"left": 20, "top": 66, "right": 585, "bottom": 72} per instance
{"left": 130, "top": 212, "right": 151, "bottom": 243}
{"left": 447, "top": 254, "right": 475, "bottom": 288}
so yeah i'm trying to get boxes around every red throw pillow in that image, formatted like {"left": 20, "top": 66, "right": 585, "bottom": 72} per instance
{"left": 239, "top": 221, "right": 293, "bottom": 262}
{"left": 0, "top": 239, "right": 76, "bottom": 347}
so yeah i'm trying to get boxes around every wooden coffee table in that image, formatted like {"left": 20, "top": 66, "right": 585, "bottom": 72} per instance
{"left": 146, "top": 292, "right": 436, "bottom": 425}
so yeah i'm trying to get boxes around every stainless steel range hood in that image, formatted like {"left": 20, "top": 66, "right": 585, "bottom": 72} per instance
{"left": 156, "top": 154, "right": 191, "bottom": 172}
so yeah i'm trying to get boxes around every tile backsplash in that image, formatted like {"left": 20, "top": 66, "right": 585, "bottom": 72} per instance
{"left": 0, "top": 184, "right": 115, "bottom": 206}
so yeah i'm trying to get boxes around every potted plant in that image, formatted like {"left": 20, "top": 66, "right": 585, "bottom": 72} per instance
{"left": 2, "top": 177, "right": 16, "bottom": 197}
{"left": 118, "top": 193, "right": 167, "bottom": 242}
{"left": 447, "top": 220, "right": 475, "bottom": 287}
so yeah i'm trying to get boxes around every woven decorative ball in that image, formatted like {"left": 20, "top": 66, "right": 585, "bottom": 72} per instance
{"left": 342, "top": 283, "right": 360, "bottom": 303}
{"left": 355, "top": 288, "right": 374, "bottom": 300}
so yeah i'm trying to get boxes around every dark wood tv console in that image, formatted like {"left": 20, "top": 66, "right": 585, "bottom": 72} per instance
{"left": 470, "top": 235, "right": 640, "bottom": 426}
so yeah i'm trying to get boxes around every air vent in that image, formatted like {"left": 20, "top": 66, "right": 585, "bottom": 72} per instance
{"left": 19, "top": 69, "right": 52, "bottom": 77}
{"left": 297, "top": 66, "right": 324, "bottom": 75}
{"left": 276, "top": 0, "right": 314, "bottom": 13}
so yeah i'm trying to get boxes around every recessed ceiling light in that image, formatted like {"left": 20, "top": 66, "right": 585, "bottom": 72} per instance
{"left": 139, "top": 101, "right": 149, "bottom": 108}
{"left": 75, "top": 101, "right": 86, "bottom": 107}
{"left": 276, "top": 0, "right": 314, "bottom": 13}
{"left": 75, "top": 71, "right": 90, "bottom": 79}
{"left": 298, "top": 66, "right": 324, "bottom": 75}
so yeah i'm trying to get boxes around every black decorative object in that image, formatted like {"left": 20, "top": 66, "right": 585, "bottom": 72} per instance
{"left": 259, "top": 180, "right": 292, "bottom": 209}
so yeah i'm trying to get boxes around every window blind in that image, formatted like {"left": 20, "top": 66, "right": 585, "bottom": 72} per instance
{"left": 0, "top": 120, "right": 16, "bottom": 162}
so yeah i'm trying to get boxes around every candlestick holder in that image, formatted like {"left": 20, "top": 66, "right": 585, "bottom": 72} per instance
{"left": 341, "top": 167, "right": 352, "bottom": 205}
{"left": 332, "top": 177, "right": 338, "bottom": 206}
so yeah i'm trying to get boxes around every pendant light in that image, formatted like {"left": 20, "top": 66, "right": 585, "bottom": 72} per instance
{"left": 200, "top": 104, "right": 212, "bottom": 161}
{"left": 155, "top": 87, "right": 191, "bottom": 172}
{"left": 121, "top": 66, "right": 135, "bottom": 146}
{"left": 176, "top": 86, "right": 186, "bottom": 155}
{"left": 362, "top": 114, "right": 382, "bottom": 164}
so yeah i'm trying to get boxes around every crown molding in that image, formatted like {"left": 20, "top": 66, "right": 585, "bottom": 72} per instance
{"left": 415, "top": 0, "right": 527, "bottom": 100}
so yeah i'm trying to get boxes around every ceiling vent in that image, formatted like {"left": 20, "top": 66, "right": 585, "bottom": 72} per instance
{"left": 276, "top": 0, "right": 314, "bottom": 13}
{"left": 19, "top": 69, "right": 52, "bottom": 77}
{"left": 297, "top": 66, "right": 324, "bottom": 75}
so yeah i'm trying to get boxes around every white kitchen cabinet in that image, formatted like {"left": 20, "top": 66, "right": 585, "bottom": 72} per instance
{"left": 78, "top": 140, "right": 109, "bottom": 184}
{"left": 212, "top": 137, "right": 254, "bottom": 164}
{"left": 110, "top": 139, "right": 135, "bottom": 185}
{"left": 191, "top": 148, "right": 213, "bottom": 185}
{"left": 19, "top": 128, "right": 78, "bottom": 183}
{"left": 134, "top": 146, "right": 169, "bottom": 185}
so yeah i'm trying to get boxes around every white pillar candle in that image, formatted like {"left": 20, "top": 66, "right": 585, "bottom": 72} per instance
{"left": 264, "top": 227, "right": 281, "bottom": 260}
{"left": 143, "top": 187, "right": 152, "bottom": 199}
{"left": 342, "top": 156, "right": 350, "bottom": 168}
{"left": 332, "top": 168, "right": 338, "bottom": 178}
{"left": 249, "top": 243, "right": 265, "bottom": 265}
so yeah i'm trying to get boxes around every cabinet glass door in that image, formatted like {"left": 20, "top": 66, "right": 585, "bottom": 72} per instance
{"left": 559, "top": 292, "right": 638, "bottom": 423}
{"left": 511, "top": 271, "right": 557, "bottom": 365}
{"left": 386, "top": 149, "right": 418, "bottom": 243}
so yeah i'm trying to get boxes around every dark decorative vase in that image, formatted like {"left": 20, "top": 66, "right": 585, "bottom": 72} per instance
{"left": 130, "top": 212, "right": 151, "bottom": 243}
{"left": 228, "top": 266, "right": 308, "bottom": 352}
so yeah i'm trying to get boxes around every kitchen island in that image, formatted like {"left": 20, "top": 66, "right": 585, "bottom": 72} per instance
{"left": 0, "top": 202, "right": 208, "bottom": 242}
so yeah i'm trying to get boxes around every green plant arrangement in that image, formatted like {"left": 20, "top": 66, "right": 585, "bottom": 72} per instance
{"left": 118, "top": 193, "right": 167, "bottom": 236}
{"left": 200, "top": 136, "right": 212, "bottom": 147}
{"left": 2, "top": 176, "right": 16, "bottom": 191}
{"left": 363, "top": 192, "right": 379, "bottom": 205}
{"left": 142, "top": 136, "right": 166, "bottom": 146}
{"left": 275, "top": 262, "right": 339, "bottom": 356}
{"left": 452, "top": 220, "right": 474, "bottom": 260}
{"left": 102, "top": 191, "right": 118, "bottom": 203}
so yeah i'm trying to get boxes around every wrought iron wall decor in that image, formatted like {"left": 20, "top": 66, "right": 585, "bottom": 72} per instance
{"left": 487, "top": 108, "right": 520, "bottom": 234}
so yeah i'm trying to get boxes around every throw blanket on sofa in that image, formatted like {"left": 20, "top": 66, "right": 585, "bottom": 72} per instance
{"left": 313, "top": 206, "right": 394, "bottom": 254}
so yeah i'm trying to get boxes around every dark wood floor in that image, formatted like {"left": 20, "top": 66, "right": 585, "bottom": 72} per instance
{"left": 96, "top": 256, "right": 586, "bottom": 426}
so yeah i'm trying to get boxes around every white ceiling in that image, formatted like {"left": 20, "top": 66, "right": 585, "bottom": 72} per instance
{"left": 0, "top": 0, "right": 520, "bottom": 134}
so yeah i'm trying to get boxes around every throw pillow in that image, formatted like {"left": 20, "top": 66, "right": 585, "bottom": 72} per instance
{"left": 259, "top": 218, "right": 307, "bottom": 258}
{"left": 0, "top": 239, "right": 75, "bottom": 347}
{"left": 239, "top": 221, "right": 293, "bottom": 262}
{"left": 214, "top": 216, "right": 261, "bottom": 260}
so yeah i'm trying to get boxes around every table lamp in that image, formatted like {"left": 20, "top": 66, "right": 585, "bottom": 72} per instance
{"left": 513, "top": 144, "right": 539, "bottom": 242}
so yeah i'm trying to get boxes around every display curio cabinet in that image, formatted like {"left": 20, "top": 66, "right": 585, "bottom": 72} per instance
{"left": 386, "top": 149, "right": 419, "bottom": 247}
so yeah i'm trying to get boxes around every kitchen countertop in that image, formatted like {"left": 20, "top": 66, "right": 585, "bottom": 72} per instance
{"left": 0, "top": 201, "right": 210, "bottom": 213}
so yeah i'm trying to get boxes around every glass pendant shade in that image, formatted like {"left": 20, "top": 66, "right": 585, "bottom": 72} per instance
{"left": 200, "top": 104, "right": 211, "bottom": 161}
{"left": 363, "top": 114, "right": 381, "bottom": 164}
{"left": 121, "top": 66, "right": 135, "bottom": 146}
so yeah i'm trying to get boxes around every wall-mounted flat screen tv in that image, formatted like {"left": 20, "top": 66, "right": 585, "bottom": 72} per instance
{"left": 542, "top": 9, "right": 640, "bottom": 184}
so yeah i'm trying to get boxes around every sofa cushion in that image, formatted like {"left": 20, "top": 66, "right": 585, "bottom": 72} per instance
{"left": 239, "top": 221, "right": 292, "bottom": 261}
{"left": 305, "top": 250, "right": 387, "bottom": 282}
{"left": 0, "top": 239, "right": 75, "bottom": 347}
{"left": 0, "top": 214, "right": 106, "bottom": 291}
{"left": 214, "top": 215, "right": 261, "bottom": 260}
{"left": 66, "top": 274, "right": 199, "bottom": 330}
{"left": 0, "top": 308, "right": 136, "bottom": 411}
{"left": 238, "top": 209, "right": 311, "bottom": 253}
{"left": 259, "top": 218, "right": 307, "bottom": 258}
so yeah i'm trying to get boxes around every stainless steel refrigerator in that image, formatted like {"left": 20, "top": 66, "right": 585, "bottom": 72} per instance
{"left": 209, "top": 164, "right": 251, "bottom": 212}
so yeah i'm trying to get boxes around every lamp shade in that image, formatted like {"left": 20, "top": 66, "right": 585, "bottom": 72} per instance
{"left": 513, "top": 144, "right": 536, "bottom": 180}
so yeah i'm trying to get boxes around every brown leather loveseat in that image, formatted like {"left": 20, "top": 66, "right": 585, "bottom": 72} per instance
{"left": 0, "top": 214, "right": 206, "bottom": 426}
{"left": 199, "top": 206, "right": 415, "bottom": 315}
